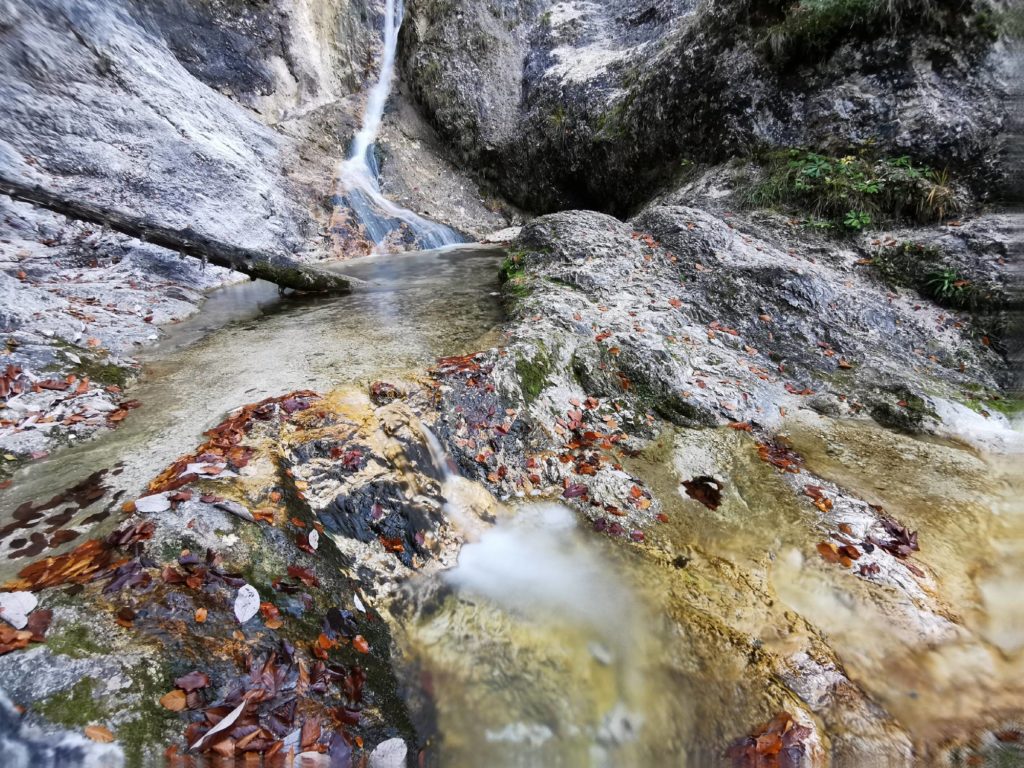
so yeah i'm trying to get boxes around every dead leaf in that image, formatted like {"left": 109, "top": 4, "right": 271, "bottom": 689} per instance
{"left": 160, "top": 690, "right": 188, "bottom": 712}
{"left": 84, "top": 725, "right": 115, "bottom": 743}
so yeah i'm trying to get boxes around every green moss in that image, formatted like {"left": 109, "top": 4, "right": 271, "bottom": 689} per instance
{"left": 45, "top": 623, "right": 107, "bottom": 658}
{"left": 964, "top": 396, "right": 1024, "bottom": 418}
{"left": 756, "top": 0, "right": 998, "bottom": 66}
{"left": 36, "top": 677, "right": 103, "bottom": 726}
{"left": 500, "top": 250, "right": 531, "bottom": 299}
{"left": 48, "top": 339, "right": 134, "bottom": 388}
{"left": 515, "top": 348, "right": 553, "bottom": 404}
{"left": 117, "top": 661, "right": 176, "bottom": 767}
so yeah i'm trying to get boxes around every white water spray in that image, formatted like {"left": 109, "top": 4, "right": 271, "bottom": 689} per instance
{"left": 336, "top": 0, "right": 463, "bottom": 251}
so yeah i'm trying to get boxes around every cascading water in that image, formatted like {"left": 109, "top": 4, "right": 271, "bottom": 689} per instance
{"left": 335, "top": 0, "right": 464, "bottom": 252}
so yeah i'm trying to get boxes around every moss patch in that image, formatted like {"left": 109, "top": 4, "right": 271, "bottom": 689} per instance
{"left": 45, "top": 623, "right": 107, "bottom": 658}
{"left": 515, "top": 348, "right": 553, "bottom": 404}
{"left": 755, "top": 0, "right": 998, "bottom": 66}
{"left": 500, "top": 250, "right": 531, "bottom": 299}
{"left": 36, "top": 677, "right": 103, "bottom": 727}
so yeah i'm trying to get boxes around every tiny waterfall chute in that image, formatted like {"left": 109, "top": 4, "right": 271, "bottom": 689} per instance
{"left": 335, "top": 0, "right": 464, "bottom": 253}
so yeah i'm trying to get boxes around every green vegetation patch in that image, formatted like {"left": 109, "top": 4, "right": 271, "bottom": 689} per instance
{"left": 869, "top": 240, "right": 1002, "bottom": 312}
{"left": 747, "top": 149, "right": 957, "bottom": 231}
{"left": 45, "top": 623, "right": 108, "bottom": 658}
{"left": 515, "top": 347, "right": 553, "bottom": 404}
{"left": 755, "top": 0, "right": 999, "bottom": 65}
{"left": 500, "top": 250, "right": 531, "bottom": 298}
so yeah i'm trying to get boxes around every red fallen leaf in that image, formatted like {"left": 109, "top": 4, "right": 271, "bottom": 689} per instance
{"left": 757, "top": 441, "right": 802, "bottom": 473}
{"left": 727, "top": 421, "right": 752, "bottom": 431}
{"left": 629, "top": 485, "right": 644, "bottom": 499}
{"left": 859, "top": 562, "right": 881, "bottom": 577}
{"left": 839, "top": 544, "right": 861, "bottom": 560}
{"left": 0, "top": 625, "right": 34, "bottom": 655}
{"left": 595, "top": 331, "right": 612, "bottom": 342}
{"left": 803, "top": 485, "right": 833, "bottom": 512}
{"left": 683, "top": 476, "right": 722, "bottom": 510}
{"left": 300, "top": 718, "right": 322, "bottom": 751}
{"left": 252, "top": 508, "right": 276, "bottom": 524}
{"left": 174, "top": 670, "right": 211, "bottom": 692}
{"left": 562, "top": 484, "right": 588, "bottom": 499}
{"left": 25, "top": 609, "right": 53, "bottom": 641}
{"left": 817, "top": 541, "right": 841, "bottom": 564}
{"left": 287, "top": 565, "right": 320, "bottom": 587}
{"left": 668, "top": 297, "right": 683, "bottom": 309}
{"left": 352, "top": 635, "right": 370, "bottom": 654}
{"left": 159, "top": 689, "right": 188, "bottom": 711}
{"left": 380, "top": 537, "right": 405, "bottom": 554}
{"left": 37, "top": 378, "right": 71, "bottom": 391}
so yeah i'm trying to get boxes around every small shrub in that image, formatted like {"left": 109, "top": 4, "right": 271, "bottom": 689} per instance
{"left": 747, "top": 149, "right": 959, "bottom": 230}
{"left": 869, "top": 241, "right": 998, "bottom": 313}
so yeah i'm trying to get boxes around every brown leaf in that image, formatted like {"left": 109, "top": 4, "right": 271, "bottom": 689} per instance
{"left": 174, "top": 671, "right": 210, "bottom": 692}
{"left": 817, "top": 541, "right": 841, "bottom": 564}
{"left": 25, "top": 609, "right": 53, "bottom": 641}
{"left": 159, "top": 689, "right": 188, "bottom": 711}
{"left": 84, "top": 725, "right": 115, "bottom": 743}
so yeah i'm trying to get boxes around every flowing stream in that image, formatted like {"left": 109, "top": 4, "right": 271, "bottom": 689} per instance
{"left": 2, "top": 4, "right": 1022, "bottom": 765}
{"left": 0, "top": 246, "right": 502, "bottom": 581}
{"left": 335, "top": 0, "right": 463, "bottom": 251}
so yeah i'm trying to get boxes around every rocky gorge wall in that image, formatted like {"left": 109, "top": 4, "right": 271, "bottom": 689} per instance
{"left": 401, "top": 0, "right": 1013, "bottom": 215}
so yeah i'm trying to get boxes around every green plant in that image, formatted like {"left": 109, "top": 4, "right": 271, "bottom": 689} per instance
{"left": 746, "top": 149, "right": 958, "bottom": 231}
{"left": 925, "top": 267, "right": 971, "bottom": 302}
{"left": 843, "top": 210, "right": 872, "bottom": 230}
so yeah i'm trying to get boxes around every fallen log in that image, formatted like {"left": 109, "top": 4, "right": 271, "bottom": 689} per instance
{"left": 0, "top": 174, "right": 350, "bottom": 293}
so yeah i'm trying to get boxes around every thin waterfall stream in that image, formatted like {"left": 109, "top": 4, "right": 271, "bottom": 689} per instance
{"left": 334, "top": 0, "right": 464, "bottom": 252}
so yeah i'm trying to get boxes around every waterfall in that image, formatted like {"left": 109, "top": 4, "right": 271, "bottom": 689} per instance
{"left": 335, "top": 0, "right": 464, "bottom": 252}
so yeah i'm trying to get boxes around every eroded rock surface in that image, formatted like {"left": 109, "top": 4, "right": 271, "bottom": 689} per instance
{"left": 402, "top": 0, "right": 1009, "bottom": 213}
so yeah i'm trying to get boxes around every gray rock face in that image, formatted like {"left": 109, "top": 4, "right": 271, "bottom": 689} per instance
{"left": 498, "top": 205, "right": 1008, "bottom": 437}
{"left": 0, "top": 0, "right": 321, "bottom": 258}
{"left": 401, "top": 0, "right": 1008, "bottom": 213}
